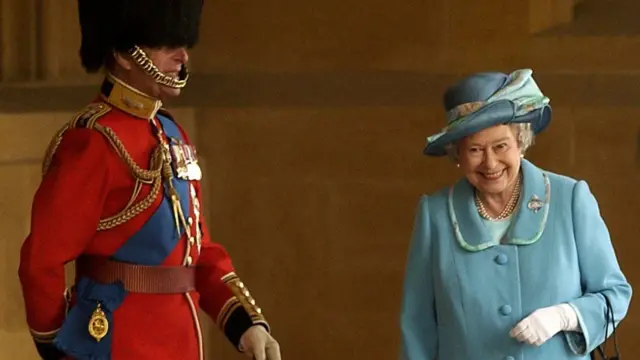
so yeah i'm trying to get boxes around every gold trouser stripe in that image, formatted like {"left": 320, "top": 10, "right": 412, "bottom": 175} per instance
{"left": 185, "top": 293, "right": 204, "bottom": 360}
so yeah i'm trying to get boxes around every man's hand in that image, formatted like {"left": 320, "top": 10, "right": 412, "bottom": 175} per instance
{"left": 509, "top": 303, "right": 579, "bottom": 346}
{"left": 239, "top": 325, "right": 281, "bottom": 360}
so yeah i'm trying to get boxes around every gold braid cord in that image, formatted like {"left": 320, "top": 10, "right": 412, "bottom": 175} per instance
{"left": 42, "top": 102, "right": 164, "bottom": 231}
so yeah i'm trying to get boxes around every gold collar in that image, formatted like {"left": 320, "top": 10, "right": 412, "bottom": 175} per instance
{"left": 100, "top": 73, "right": 162, "bottom": 119}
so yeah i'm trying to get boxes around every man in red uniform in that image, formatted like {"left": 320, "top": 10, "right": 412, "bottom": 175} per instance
{"left": 18, "top": 1, "right": 282, "bottom": 359}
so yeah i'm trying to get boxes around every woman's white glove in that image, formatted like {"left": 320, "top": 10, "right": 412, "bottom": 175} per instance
{"left": 239, "top": 325, "right": 282, "bottom": 360}
{"left": 509, "top": 303, "right": 580, "bottom": 346}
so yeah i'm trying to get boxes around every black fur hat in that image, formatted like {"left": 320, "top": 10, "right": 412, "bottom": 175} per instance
{"left": 77, "top": 0, "right": 204, "bottom": 73}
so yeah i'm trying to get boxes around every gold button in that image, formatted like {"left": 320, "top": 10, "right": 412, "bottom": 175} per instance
{"left": 188, "top": 217, "right": 193, "bottom": 225}
{"left": 186, "top": 256, "right": 193, "bottom": 266}
{"left": 189, "top": 237, "right": 195, "bottom": 245}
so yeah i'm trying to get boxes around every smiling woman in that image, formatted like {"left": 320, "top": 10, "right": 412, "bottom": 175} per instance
{"left": 399, "top": 69, "right": 632, "bottom": 360}
{"left": 445, "top": 123, "right": 533, "bottom": 219}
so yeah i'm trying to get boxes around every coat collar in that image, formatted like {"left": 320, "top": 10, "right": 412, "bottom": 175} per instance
{"left": 447, "top": 159, "right": 551, "bottom": 252}
{"left": 99, "top": 73, "right": 163, "bottom": 120}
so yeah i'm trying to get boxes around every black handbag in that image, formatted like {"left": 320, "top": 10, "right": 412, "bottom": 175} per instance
{"left": 590, "top": 294, "right": 620, "bottom": 360}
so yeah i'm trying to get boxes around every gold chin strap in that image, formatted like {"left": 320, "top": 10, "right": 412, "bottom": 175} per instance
{"left": 128, "top": 45, "right": 189, "bottom": 89}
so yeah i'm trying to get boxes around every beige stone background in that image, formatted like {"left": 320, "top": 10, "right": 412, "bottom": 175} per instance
{"left": 0, "top": 0, "right": 639, "bottom": 359}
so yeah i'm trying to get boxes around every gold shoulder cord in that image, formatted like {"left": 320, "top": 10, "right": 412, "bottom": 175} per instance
{"left": 42, "top": 102, "right": 165, "bottom": 231}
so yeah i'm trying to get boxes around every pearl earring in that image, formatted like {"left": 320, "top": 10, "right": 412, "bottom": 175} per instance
{"left": 456, "top": 163, "right": 460, "bottom": 168}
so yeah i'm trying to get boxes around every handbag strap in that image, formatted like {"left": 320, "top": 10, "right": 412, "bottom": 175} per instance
{"left": 594, "top": 293, "right": 620, "bottom": 360}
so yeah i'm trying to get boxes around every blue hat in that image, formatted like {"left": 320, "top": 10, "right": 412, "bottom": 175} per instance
{"left": 423, "top": 69, "right": 552, "bottom": 156}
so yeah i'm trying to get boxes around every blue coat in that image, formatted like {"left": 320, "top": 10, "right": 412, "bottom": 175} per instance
{"left": 399, "top": 159, "right": 632, "bottom": 360}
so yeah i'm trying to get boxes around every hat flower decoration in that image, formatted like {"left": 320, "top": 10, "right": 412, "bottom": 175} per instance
{"left": 424, "top": 69, "right": 551, "bottom": 156}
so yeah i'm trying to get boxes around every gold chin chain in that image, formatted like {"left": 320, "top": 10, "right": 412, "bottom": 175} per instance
{"left": 475, "top": 173, "right": 522, "bottom": 221}
{"left": 128, "top": 45, "right": 189, "bottom": 89}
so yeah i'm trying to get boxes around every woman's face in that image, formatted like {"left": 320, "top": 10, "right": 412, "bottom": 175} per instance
{"left": 457, "top": 125, "right": 522, "bottom": 195}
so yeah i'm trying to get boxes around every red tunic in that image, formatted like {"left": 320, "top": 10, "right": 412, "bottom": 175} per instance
{"left": 18, "top": 75, "right": 268, "bottom": 360}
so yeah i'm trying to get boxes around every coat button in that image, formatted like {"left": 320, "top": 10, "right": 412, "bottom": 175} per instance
{"left": 499, "top": 305, "right": 512, "bottom": 316}
{"left": 495, "top": 254, "right": 508, "bottom": 265}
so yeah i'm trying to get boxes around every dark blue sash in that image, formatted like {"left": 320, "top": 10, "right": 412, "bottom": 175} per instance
{"left": 53, "top": 115, "right": 191, "bottom": 359}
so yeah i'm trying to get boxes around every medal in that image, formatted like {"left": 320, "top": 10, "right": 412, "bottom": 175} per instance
{"left": 169, "top": 138, "right": 202, "bottom": 180}
{"left": 186, "top": 162, "right": 202, "bottom": 180}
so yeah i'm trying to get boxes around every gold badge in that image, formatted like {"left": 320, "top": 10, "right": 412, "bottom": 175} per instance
{"left": 88, "top": 303, "right": 109, "bottom": 342}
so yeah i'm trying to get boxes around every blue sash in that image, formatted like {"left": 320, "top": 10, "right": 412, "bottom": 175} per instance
{"left": 53, "top": 115, "right": 191, "bottom": 359}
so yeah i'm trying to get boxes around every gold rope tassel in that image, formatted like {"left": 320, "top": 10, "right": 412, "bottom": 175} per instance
{"left": 158, "top": 136, "right": 193, "bottom": 245}
{"left": 170, "top": 190, "right": 182, "bottom": 238}
{"left": 160, "top": 145, "right": 186, "bottom": 237}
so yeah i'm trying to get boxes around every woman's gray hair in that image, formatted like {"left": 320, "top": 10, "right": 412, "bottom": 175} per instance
{"left": 444, "top": 123, "right": 535, "bottom": 163}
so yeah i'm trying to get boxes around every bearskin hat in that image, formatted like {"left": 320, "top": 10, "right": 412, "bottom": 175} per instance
{"left": 78, "top": 0, "right": 204, "bottom": 73}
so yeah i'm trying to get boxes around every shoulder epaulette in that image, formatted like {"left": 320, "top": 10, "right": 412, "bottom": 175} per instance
{"left": 70, "top": 102, "right": 112, "bottom": 129}
{"left": 41, "top": 102, "right": 113, "bottom": 175}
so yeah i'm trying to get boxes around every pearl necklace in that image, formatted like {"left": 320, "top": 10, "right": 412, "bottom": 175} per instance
{"left": 475, "top": 173, "right": 522, "bottom": 221}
